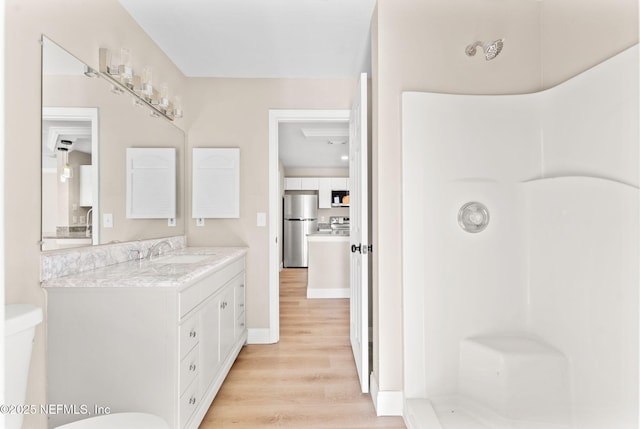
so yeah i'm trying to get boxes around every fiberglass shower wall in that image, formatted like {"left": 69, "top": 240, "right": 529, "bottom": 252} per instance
{"left": 402, "top": 45, "right": 639, "bottom": 428}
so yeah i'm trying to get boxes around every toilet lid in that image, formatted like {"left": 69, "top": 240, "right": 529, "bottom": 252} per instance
{"left": 55, "top": 412, "right": 170, "bottom": 429}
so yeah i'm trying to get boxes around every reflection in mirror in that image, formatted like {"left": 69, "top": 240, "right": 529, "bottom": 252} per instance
{"left": 41, "top": 36, "right": 185, "bottom": 251}
{"left": 41, "top": 107, "right": 99, "bottom": 250}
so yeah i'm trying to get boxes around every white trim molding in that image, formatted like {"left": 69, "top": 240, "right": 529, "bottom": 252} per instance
{"left": 370, "top": 373, "right": 404, "bottom": 416}
{"left": 247, "top": 328, "right": 274, "bottom": 345}
{"left": 268, "top": 109, "right": 350, "bottom": 345}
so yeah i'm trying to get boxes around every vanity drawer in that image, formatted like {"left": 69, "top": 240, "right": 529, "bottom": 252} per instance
{"left": 179, "top": 315, "right": 199, "bottom": 358}
{"left": 179, "top": 282, "right": 204, "bottom": 319}
{"left": 179, "top": 258, "right": 245, "bottom": 318}
{"left": 180, "top": 345, "right": 199, "bottom": 396}
{"left": 180, "top": 380, "right": 200, "bottom": 429}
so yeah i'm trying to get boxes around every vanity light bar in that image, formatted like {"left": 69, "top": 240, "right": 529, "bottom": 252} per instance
{"left": 98, "top": 48, "right": 183, "bottom": 121}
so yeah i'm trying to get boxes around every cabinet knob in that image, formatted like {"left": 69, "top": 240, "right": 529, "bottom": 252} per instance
{"left": 189, "top": 363, "right": 196, "bottom": 372}
{"left": 239, "top": 303, "right": 244, "bottom": 308}
{"left": 240, "top": 284, "right": 245, "bottom": 288}
{"left": 189, "top": 397, "right": 196, "bottom": 405}
{"left": 190, "top": 330, "right": 197, "bottom": 338}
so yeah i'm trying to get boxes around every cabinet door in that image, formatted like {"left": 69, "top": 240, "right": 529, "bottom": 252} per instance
{"left": 284, "top": 177, "right": 301, "bottom": 190}
{"left": 199, "top": 295, "right": 220, "bottom": 391}
{"left": 192, "top": 148, "right": 240, "bottom": 218}
{"left": 219, "top": 286, "right": 236, "bottom": 363}
{"left": 300, "top": 177, "right": 319, "bottom": 190}
{"left": 331, "top": 177, "right": 347, "bottom": 190}
{"left": 318, "top": 178, "right": 331, "bottom": 209}
{"left": 126, "top": 148, "right": 176, "bottom": 218}
{"left": 79, "top": 165, "right": 93, "bottom": 207}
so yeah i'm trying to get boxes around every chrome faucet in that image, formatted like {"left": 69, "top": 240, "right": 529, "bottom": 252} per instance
{"left": 85, "top": 208, "right": 93, "bottom": 238}
{"left": 147, "top": 240, "right": 174, "bottom": 260}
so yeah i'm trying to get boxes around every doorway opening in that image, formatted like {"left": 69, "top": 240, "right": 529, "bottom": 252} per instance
{"left": 267, "top": 109, "right": 350, "bottom": 344}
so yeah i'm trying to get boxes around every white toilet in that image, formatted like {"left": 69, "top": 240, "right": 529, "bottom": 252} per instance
{"left": 6, "top": 304, "right": 169, "bottom": 429}
{"left": 5, "top": 304, "right": 43, "bottom": 429}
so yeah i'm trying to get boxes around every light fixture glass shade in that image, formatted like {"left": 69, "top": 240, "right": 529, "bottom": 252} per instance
{"left": 58, "top": 148, "right": 73, "bottom": 182}
{"left": 119, "top": 48, "right": 133, "bottom": 87}
{"left": 160, "top": 83, "right": 169, "bottom": 108}
{"left": 142, "top": 66, "right": 153, "bottom": 99}
{"left": 173, "top": 96, "right": 183, "bottom": 118}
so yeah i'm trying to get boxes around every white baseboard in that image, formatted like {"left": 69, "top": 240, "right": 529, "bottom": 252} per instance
{"left": 247, "top": 328, "right": 275, "bottom": 344}
{"left": 370, "top": 373, "right": 404, "bottom": 416}
{"left": 306, "top": 288, "right": 350, "bottom": 299}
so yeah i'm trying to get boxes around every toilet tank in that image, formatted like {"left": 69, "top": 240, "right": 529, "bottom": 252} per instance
{"left": 5, "top": 304, "right": 43, "bottom": 429}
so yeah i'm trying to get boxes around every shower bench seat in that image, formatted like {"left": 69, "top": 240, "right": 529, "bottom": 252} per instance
{"left": 459, "top": 335, "right": 571, "bottom": 426}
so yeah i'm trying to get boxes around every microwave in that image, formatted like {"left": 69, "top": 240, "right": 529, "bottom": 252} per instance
{"left": 331, "top": 190, "right": 349, "bottom": 206}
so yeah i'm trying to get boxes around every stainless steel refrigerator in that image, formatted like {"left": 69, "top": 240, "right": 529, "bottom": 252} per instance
{"left": 283, "top": 194, "right": 318, "bottom": 268}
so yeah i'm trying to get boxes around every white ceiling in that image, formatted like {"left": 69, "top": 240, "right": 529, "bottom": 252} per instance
{"left": 278, "top": 121, "right": 349, "bottom": 168}
{"left": 118, "top": 0, "right": 376, "bottom": 78}
{"left": 116, "top": 1, "right": 371, "bottom": 168}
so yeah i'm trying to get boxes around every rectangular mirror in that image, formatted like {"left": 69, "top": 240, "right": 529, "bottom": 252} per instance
{"left": 41, "top": 36, "right": 185, "bottom": 251}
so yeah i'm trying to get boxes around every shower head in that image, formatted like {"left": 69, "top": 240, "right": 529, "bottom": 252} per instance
{"left": 465, "top": 39, "right": 504, "bottom": 61}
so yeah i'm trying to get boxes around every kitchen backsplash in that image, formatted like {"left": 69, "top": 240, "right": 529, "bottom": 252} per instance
{"left": 318, "top": 207, "right": 349, "bottom": 224}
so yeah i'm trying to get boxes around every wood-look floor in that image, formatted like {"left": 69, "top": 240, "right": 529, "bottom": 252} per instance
{"left": 199, "top": 268, "right": 406, "bottom": 429}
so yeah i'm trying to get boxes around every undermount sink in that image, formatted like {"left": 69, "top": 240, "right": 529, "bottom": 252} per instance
{"left": 150, "top": 254, "right": 211, "bottom": 264}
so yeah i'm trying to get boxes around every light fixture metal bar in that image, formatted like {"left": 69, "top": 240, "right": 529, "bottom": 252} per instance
{"left": 98, "top": 48, "right": 176, "bottom": 121}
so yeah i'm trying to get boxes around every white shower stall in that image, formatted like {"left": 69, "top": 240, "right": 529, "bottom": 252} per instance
{"left": 402, "top": 45, "right": 639, "bottom": 428}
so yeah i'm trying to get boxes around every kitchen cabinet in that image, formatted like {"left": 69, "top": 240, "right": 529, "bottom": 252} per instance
{"left": 79, "top": 165, "right": 93, "bottom": 207}
{"left": 301, "top": 177, "right": 319, "bottom": 190}
{"left": 285, "top": 177, "right": 350, "bottom": 191}
{"left": 307, "top": 234, "right": 350, "bottom": 298}
{"left": 318, "top": 178, "right": 332, "bottom": 209}
{"left": 284, "top": 177, "right": 302, "bottom": 190}
{"left": 284, "top": 177, "right": 319, "bottom": 190}
{"left": 46, "top": 255, "right": 247, "bottom": 429}
{"left": 330, "top": 177, "right": 348, "bottom": 190}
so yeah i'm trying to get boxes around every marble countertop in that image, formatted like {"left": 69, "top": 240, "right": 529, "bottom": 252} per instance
{"left": 42, "top": 247, "right": 248, "bottom": 289}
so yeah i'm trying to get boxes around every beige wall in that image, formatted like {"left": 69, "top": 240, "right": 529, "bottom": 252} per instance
{"left": 6, "top": 1, "right": 187, "bottom": 427}
{"left": 372, "top": 0, "right": 638, "bottom": 394}
{"left": 541, "top": 0, "right": 639, "bottom": 87}
{"left": 185, "top": 78, "right": 356, "bottom": 329}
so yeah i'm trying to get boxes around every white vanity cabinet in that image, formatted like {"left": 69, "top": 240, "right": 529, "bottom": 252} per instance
{"left": 45, "top": 253, "right": 247, "bottom": 429}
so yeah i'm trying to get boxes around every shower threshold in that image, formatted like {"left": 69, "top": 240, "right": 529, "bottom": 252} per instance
{"left": 405, "top": 397, "right": 572, "bottom": 429}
